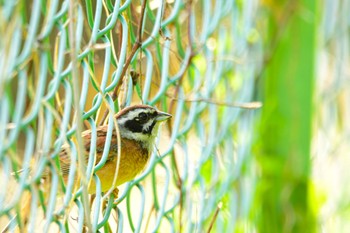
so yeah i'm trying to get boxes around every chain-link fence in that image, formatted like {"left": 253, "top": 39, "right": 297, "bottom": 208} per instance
{"left": 0, "top": 0, "right": 261, "bottom": 232}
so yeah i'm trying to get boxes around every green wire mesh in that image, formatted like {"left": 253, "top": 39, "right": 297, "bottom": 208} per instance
{"left": 0, "top": 0, "right": 261, "bottom": 232}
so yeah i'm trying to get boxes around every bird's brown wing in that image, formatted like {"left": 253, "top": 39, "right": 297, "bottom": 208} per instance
{"left": 58, "top": 125, "right": 119, "bottom": 177}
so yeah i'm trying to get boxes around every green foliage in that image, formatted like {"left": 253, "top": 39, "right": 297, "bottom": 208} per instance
{"left": 255, "top": 0, "right": 318, "bottom": 232}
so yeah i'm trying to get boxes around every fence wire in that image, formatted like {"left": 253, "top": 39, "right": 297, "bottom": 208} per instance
{"left": 0, "top": 0, "right": 260, "bottom": 232}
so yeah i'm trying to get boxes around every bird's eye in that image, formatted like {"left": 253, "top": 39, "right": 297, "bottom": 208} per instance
{"left": 138, "top": 112, "right": 149, "bottom": 123}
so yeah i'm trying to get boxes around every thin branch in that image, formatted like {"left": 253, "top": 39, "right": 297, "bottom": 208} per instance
{"left": 207, "top": 202, "right": 222, "bottom": 233}
{"left": 99, "top": 0, "right": 148, "bottom": 125}
{"left": 169, "top": 96, "right": 262, "bottom": 109}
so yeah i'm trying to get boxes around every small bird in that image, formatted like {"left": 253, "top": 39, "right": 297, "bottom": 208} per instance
{"left": 2, "top": 105, "right": 171, "bottom": 232}
{"left": 58, "top": 104, "right": 172, "bottom": 194}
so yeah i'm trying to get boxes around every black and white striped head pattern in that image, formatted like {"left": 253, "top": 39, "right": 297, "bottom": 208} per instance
{"left": 116, "top": 105, "right": 171, "bottom": 149}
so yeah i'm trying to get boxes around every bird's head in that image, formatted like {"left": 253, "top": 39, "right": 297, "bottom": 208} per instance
{"left": 116, "top": 105, "right": 172, "bottom": 149}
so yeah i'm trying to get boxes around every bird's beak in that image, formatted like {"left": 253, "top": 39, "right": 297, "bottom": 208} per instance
{"left": 155, "top": 111, "right": 172, "bottom": 122}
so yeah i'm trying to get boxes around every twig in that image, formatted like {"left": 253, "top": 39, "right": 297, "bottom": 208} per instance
{"left": 207, "top": 202, "right": 222, "bottom": 233}
{"left": 169, "top": 96, "right": 262, "bottom": 109}
{"left": 99, "top": 0, "right": 148, "bottom": 125}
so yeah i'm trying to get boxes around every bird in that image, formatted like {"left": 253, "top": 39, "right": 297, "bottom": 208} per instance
{"left": 57, "top": 104, "right": 172, "bottom": 194}
{"left": 2, "top": 105, "right": 171, "bottom": 232}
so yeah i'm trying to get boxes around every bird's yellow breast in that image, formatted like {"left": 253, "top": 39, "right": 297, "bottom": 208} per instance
{"left": 87, "top": 138, "right": 150, "bottom": 194}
